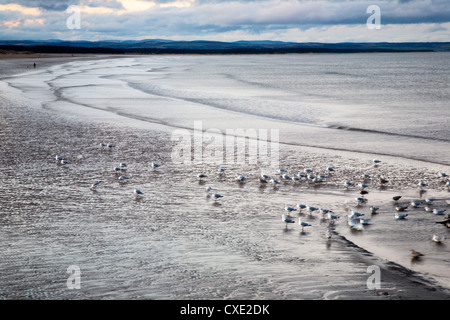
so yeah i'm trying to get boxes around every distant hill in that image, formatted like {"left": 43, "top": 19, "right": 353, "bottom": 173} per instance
{"left": 0, "top": 39, "right": 448, "bottom": 55}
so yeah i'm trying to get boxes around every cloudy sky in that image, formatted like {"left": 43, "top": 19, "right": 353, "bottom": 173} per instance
{"left": 0, "top": 0, "right": 449, "bottom": 42}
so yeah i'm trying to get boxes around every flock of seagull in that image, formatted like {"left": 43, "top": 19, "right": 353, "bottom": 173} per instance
{"left": 56, "top": 149, "right": 449, "bottom": 260}
{"left": 195, "top": 158, "right": 450, "bottom": 259}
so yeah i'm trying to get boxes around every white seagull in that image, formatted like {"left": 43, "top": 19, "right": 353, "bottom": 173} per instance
{"left": 151, "top": 162, "right": 160, "bottom": 169}
{"left": 197, "top": 173, "right": 207, "bottom": 180}
{"left": 133, "top": 189, "right": 144, "bottom": 198}
{"left": 297, "top": 204, "right": 307, "bottom": 213}
{"left": 282, "top": 214, "right": 295, "bottom": 228}
{"left": 285, "top": 205, "right": 297, "bottom": 214}
{"left": 307, "top": 206, "right": 318, "bottom": 214}
{"left": 212, "top": 193, "right": 223, "bottom": 201}
{"left": 369, "top": 206, "right": 379, "bottom": 214}
{"left": 236, "top": 173, "right": 246, "bottom": 182}
{"left": 90, "top": 180, "right": 102, "bottom": 191}
{"left": 298, "top": 218, "right": 311, "bottom": 231}
{"left": 433, "top": 209, "right": 446, "bottom": 215}
{"left": 432, "top": 234, "right": 446, "bottom": 243}
{"left": 395, "top": 212, "right": 408, "bottom": 220}
{"left": 410, "top": 201, "right": 422, "bottom": 208}
{"left": 344, "top": 180, "right": 354, "bottom": 189}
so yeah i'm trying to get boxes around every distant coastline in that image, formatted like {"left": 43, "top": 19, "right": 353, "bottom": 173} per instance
{"left": 0, "top": 40, "right": 448, "bottom": 55}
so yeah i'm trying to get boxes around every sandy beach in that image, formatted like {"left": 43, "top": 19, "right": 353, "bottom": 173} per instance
{"left": 0, "top": 54, "right": 449, "bottom": 301}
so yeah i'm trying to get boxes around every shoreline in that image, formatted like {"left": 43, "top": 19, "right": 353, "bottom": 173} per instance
{"left": 1, "top": 55, "right": 450, "bottom": 300}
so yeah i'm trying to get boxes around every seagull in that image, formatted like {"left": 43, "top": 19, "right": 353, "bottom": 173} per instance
{"left": 291, "top": 176, "right": 301, "bottom": 183}
{"left": 285, "top": 205, "right": 297, "bottom": 214}
{"left": 395, "top": 212, "right": 408, "bottom": 220}
{"left": 61, "top": 159, "right": 70, "bottom": 165}
{"left": 362, "top": 173, "right": 371, "bottom": 180}
{"left": 107, "top": 144, "right": 115, "bottom": 150}
{"left": 113, "top": 166, "right": 122, "bottom": 173}
{"left": 278, "top": 169, "right": 287, "bottom": 174}
{"left": 133, "top": 189, "right": 144, "bottom": 198}
{"left": 99, "top": 143, "right": 107, "bottom": 148}
{"left": 344, "top": 180, "right": 354, "bottom": 189}
{"left": 55, "top": 155, "right": 64, "bottom": 161}
{"left": 304, "top": 168, "right": 313, "bottom": 174}
{"left": 360, "top": 218, "right": 371, "bottom": 225}
{"left": 439, "top": 172, "right": 448, "bottom": 178}
{"left": 379, "top": 177, "right": 389, "bottom": 184}
{"left": 205, "top": 185, "right": 212, "bottom": 193}
{"left": 328, "top": 212, "right": 340, "bottom": 222}
{"left": 270, "top": 178, "right": 280, "bottom": 185}
{"left": 326, "top": 166, "right": 335, "bottom": 173}
{"left": 261, "top": 173, "right": 270, "bottom": 179}
{"left": 307, "top": 206, "right": 318, "bottom": 214}
{"left": 297, "top": 173, "right": 306, "bottom": 179}
{"left": 425, "top": 198, "right": 435, "bottom": 205}
{"left": 350, "top": 209, "right": 364, "bottom": 218}
{"left": 392, "top": 196, "right": 402, "bottom": 203}
{"left": 119, "top": 162, "right": 128, "bottom": 169}
{"left": 151, "top": 162, "right": 160, "bottom": 169}
{"left": 410, "top": 201, "right": 422, "bottom": 208}
{"left": 410, "top": 249, "right": 424, "bottom": 258}
{"left": 418, "top": 181, "right": 428, "bottom": 188}
{"left": 197, "top": 173, "right": 207, "bottom": 180}
{"left": 373, "top": 158, "right": 381, "bottom": 164}
{"left": 236, "top": 173, "right": 246, "bottom": 182}
{"left": 424, "top": 206, "right": 434, "bottom": 212}
{"left": 348, "top": 218, "right": 364, "bottom": 230}
{"left": 433, "top": 209, "right": 446, "bottom": 215}
{"left": 212, "top": 193, "right": 223, "bottom": 201}
{"left": 218, "top": 167, "right": 226, "bottom": 173}
{"left": 90, "top": 180, "right": 102, "bottom": 191}
{"left": 356, "top": 197, "right": 368, "bottom": 205}
{"left": 118, "top": 175, "right": 129, "bottom": 181}
{"left": 259, "top": 177, "right": 268, "bottom": 184}
{"left": 395, "top": 205, "right": 408, "bottom": 212}
{"left": 369, "top": 206, "right": 379, "bottom": 214}
{"left": 432, "top": 234, "right": 446, "bottom": 243}
{"left": 297, "top": 204, "right": 307, "bottom": 213}
{"left": 282, "top": 214, "right": 295, "bottom": 228}
{"left": 358, "top": 183, "right": 369, "bottom": 189}
{"left": 282, "top": 173, "right": 291, "bottom": 180}
{"left": 298, "top": 218, "right": 311, "bottom": 231}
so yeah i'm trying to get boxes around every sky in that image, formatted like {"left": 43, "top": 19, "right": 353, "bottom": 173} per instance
{"left": 0, "top": 0, "right": 449, "bottom": 42}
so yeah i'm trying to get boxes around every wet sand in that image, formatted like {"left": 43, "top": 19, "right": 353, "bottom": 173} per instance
{"left": 0, "top": 56, "right": 450, "bottom": 301}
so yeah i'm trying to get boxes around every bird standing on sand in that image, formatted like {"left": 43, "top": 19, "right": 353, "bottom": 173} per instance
{"left": 133, "top": 189, "right": 144, "bottom": 198}
{"left": 282, "top": 214, "right": 295, "bottom": 228}
{"left": 298, "top": 218, "right": 311, "bottom": 231}
{"left": 410, "top": 249, "right": 424, "bottom": 258}
{"left": 369, "top": 206, "right": 379, "bottom": 214}
{"left": 432, "top": 235, "right": 445, "bottom": 243}
{"left": 212, "top": 193, "right": 223, "bottom": 201}
{"left": 198, "top": 173, "right": 207, "bottom": 180}
{"left": 90, "top": 180, "right": 102, "bottom": 191}
{"left": 395, "top": 212, "right": 408, "bottom": 220}
{"left": 297, "top": 204, "right": 306, "bottom": 213}
{"left": 392, "top": 196, "right": 402, "bottom": 203}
